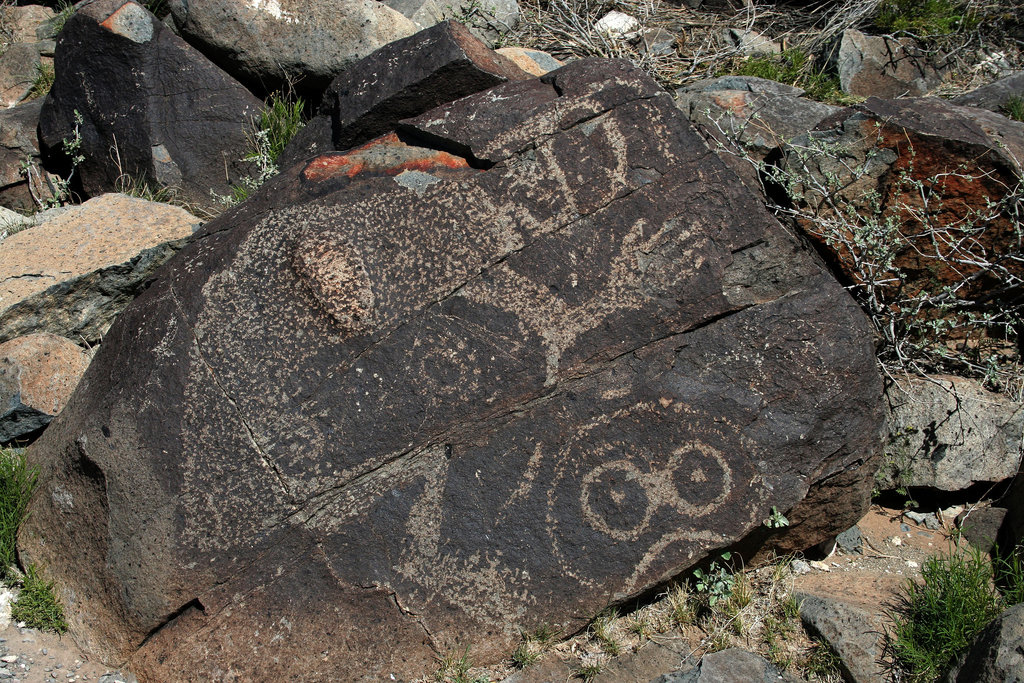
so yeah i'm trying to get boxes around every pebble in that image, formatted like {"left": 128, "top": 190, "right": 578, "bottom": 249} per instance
{"left": 791, "top": 559, "right": 811, "bottom": 575}
{"left": 809, "top": 560, "right": 831, "bottom": 572}
{"left": 907, "top": 560, "right": 919, "bottom": 568}
{"left": 0, "top": 658, "right": 15, "bottom": 664}
{"left": 889, "top": 536, "right": 903, "bottom": 546}
{"left": 904, "top": 510, "right": 941, "bottom": 530}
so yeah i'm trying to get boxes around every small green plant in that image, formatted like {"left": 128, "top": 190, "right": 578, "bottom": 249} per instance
{"left": 37, "top": 108, "right": 85, "bottom": 209}
{"left": 510, "top": 640, "right": 539, "bottom": 668}
{"left": 252, "top": 92, "right": 305, "bottom": 167}
{"left": 1004, "top": 96, "right": 1024, "bottom": 123}
{"left": 764, "top": 506, "right": 790, "bottom": 529}
{"left": 727, "top": 49, "right": 853, "bottom": 104}
{"left": 575, "top": 661, "right": 602, "bottom": 681}
{"left": 666, "top": 581, "right": 697, "bottom": 627}
{"left": 510, "top": 623, "right": 559, "bottom": 668}
{"left": 11, "top": 565, "right": 67, "bottom": 633}
{"left": 217, "top": 92, "right": 305, "bottom": 206}
{"left": 875, "top": 0, "right": 974, "bottom": 36}
{"left": 434, "top": 646, "right": 489, "bottom": 683}
{"left": 692, "top": 552, "right": 736, "bottom": 607}
{"left": 993, "top": 546, "right": 1024, "bottom": 607}
{"left": 25, "top": 62, "right": 54, "bottom": 101}
{"left": 0, "top": 449, "right": 38, "bottom": 579}
{"left": 803, "top": 638, "right": 843, "bottom": 682}
{"left": 589, "top": 608, "right": 621, "bottom": 656}
{"left": 49, "top": 0, "right": 76, "bottom": 36}
{"left": 885, "top": 545, "right": 1010, "bottom": 681}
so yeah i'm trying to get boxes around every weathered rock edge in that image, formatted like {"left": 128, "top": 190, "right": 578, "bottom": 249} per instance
{"left": 19, "top": 59, "right": 883, "bottom": 681}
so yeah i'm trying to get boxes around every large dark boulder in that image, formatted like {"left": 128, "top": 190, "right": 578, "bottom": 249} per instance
{"left": 279, "top": 20, "right": 530, "bottom": 169}
{"left": 38, "top": 0, "right": 263, "bottom": 210}
{"left": 19, "top": 59, "right": 883, "bottom": 680}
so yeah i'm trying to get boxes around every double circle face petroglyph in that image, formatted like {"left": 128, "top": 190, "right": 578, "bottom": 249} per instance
{"left": 580, "top": 441, "right": 732, "bottom": 541}
{"left": 546, "top": 401, "right": 738, "bottom": 587}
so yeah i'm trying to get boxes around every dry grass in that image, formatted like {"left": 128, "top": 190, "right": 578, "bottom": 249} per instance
{"left": 505, "top": 0, "right": 1023, "bottom": 95}
{"left": 455, "top": 554, "right": 836, "bottom": 682}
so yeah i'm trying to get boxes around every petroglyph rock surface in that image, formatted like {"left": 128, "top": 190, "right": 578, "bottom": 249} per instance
{"left": 19, "top": 59, "right": 883, "bottom": 680}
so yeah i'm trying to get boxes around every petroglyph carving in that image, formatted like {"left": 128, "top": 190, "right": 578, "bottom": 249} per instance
{"left": 581, "top": 441, "right": 732, "bottom": 541}
{"left": 293, "top": 229, "right": 375, "bottom": 334}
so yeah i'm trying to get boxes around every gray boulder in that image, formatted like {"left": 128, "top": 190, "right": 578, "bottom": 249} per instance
{"left": 674, "top": 85, "right": 840, "bottom": 192}
{"left": 943, "top": 603, "right": 1024, "bottom": 683}
{"left": 953, "top": 71, "right": 1024, "bottom": 115}
{"left": 654, "top": 648, "right": 799, "bottom": 682}
{"left": 19, "top": 59, "right": 882, "bottom": 680}
{"left": 827, "top": 29, "right": 946, "bottom": 98}
{"left": 381, "top": 0, "right": 519, "bottom": 46}
{"left": 796, "top": 591, "right": 887, "bottom": 683}
{"left": 166, "top": 0, "right": 418, "bottom": 96}
{"left": 881, "top": 375, "right": 1024, "bottom": 492}
{"left": 0, "top": 43, "right": 41, "bottom": 107}
{"left": 0, "top": 100, "right": 59, "bottom": 212}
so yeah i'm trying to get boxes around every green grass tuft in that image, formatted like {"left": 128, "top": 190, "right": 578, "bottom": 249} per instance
{"left": 726, "top": 49, "right": 854, "bottom": 105}
{"left": 0, "top": 449, "right": 38, "bottom": 579}
{"left": 25, "top": 63, "right": 54, "bottom": 102}
{"left": 886, "top": 544, "right": 1020, "bottom": 681}
{"left": 252, "top": 92, "right": 306, "bottom": 167}
{"left": 11, "top": 565, "right": 67, "bottom": 633}
{"left": 875, "top": 0, "right": 976, "bottom": 36}
{"left": 1004, "top": 96, "right": 1024, "bottom": 123}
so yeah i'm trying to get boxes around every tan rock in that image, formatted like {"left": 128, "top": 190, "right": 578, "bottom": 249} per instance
{"left": 0, "top": 332, "right": 90, "bottom": 442}
{"left": 496, "top": 46, "right": 563, "bottom": 75}
{"left": 0, "top": 193, "right": 199, "bottom": 344}
{"left": 6, "top": 4, "right": 58, "bottom": 44}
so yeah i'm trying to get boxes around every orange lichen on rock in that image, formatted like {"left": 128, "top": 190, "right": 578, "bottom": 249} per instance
{"left": 302, "top": 133, "right": 473, "bottom": 182}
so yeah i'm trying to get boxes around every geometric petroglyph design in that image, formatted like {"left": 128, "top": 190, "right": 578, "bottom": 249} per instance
{"left": 580, "top": 440, "right": 732, "bottom": 541}
{"left": 546, "top": 402, "right": 739, "bottom": 592}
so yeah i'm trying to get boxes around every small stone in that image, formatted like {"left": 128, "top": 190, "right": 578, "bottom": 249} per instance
{"left": 0, "top": 658, "right": 15, "bottom": 664}
{"left": 890, "top": 536, "right": 903, "bottom": 546}
{"left": 941, "top": 505, "right": 964, "bottom": 521}
{"left": 904, "top": 510, "right": 941, "bottom": 530}
{"left": 809, "top": 560, "right": 831, "bottom": 572}
{"left": 836, "top": 525, "right": 863, "bottom": 554}
{"left": 907, "top": 560, "right": 919, "bottom": 568}
{"left": 791, "top": 559, "right": 811, "bottom": 575}
{"left": 594, "top": 11, "right": 639, "bottom": 38}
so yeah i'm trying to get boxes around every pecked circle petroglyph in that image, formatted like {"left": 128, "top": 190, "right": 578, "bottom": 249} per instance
{"left": 581, "top": 441, "right": 732, "bottom": 541}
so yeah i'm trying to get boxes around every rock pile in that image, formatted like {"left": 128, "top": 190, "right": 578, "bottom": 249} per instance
{"left": 0, "top": 0, "right": 1019, "bottom": 680}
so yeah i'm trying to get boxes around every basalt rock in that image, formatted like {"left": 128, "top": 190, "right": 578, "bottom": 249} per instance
{"left": 0, "top": 194, "right": 200, "bottom": 345}
{"left": 38, "top": 0, "right": 263, "bottom": 210}
{"left": 279, "top": 21, "right": 530, "bottom": 169}
{"left": 166, "top": 0, "right": 418, "bottom": 98}
{"left": 780, "top": 97, "right": 1024, "bottom": 343}
{"left": 943, "top": 603, "right": 1024, "bottom": 683}
{"left": 380, "top": 0, "right": 520, "bottom": 46}
{"left": 826, "top": 29, "right": 946, "bottom": 98}
{"left": 0, "top": 101, "right": 58, "bottom": 212}
{"left": 19, "top": 59, "right": 883, "bottom": 680}
{"left": 881, "top": 375, "right": 1024, "bottom": 492}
